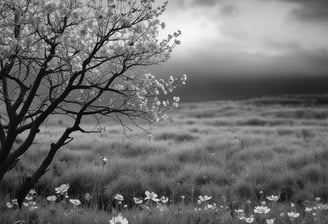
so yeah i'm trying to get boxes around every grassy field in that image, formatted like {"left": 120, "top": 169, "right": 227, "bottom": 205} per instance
{"left": 1, "top": 95, "right": 328, "bottom": 223}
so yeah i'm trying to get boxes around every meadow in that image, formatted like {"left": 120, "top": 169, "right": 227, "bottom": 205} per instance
{"left": 1, "top": 95, "right": 328, "bottom": 223}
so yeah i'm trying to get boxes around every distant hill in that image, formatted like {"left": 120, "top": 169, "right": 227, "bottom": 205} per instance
{"left": 175, "top": 75, "right": 328, "bottom": 102}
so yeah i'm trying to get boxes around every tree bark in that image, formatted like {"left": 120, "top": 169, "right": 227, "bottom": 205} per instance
{"left": 15, "top": 143, "right": 58, "bottom": 208}
{"left": 15, "top": 127, "right": 74, "bottom": 208}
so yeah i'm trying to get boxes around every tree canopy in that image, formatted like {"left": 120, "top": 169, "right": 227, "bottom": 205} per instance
{"left": 0, "top": 0, "right": 186, "bottom": 207}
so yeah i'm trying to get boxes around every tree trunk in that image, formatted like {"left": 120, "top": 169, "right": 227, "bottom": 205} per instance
{"left": 15, "top": 177, "right": 34, "bottom": 208}
{"left": 0, "top": 158, "right": 17, "bottom": 185}
{"left": 15, "top": 143, "right": 60, "bottom": 208}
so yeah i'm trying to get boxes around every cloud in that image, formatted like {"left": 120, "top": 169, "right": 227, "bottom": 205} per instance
{"left": 281, "top": 0, "right": 328, "bottom": 22}
{"left": 190, "top": 0, "right": 238, "bottom": 16}
{"left": 302, "top": 49, "right": 328, "bottom": 66}
{"left": 168, "top": 0, "right": 186, "bottom": 8}
{"left": 158, "top": 0, "right": 328, "bottom": 88}
{"left": 220, "top": 4, "right": 239, "bottom": 16}
{"left": 191, "top": 0, "right": 222, "bottom": 7}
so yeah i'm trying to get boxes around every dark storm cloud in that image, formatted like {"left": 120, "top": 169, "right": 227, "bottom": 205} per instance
{"left": 303, "top": 49, "right": 328, "bottom": 66}
{"left": 156, "top": 0, "right": 328, "bottom": 101}
{"left": 281, "top": 0, "right": 328, "bottom": 22}
{"left": 151, "top": 47, "right": 328, "bottom": 102}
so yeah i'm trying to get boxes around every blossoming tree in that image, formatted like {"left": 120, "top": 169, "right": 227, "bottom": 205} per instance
{"left": 0, "top": 0, "right": 186, "bottom": 207}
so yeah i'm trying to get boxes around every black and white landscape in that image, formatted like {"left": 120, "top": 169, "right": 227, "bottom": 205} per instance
{"left": 1, "top": 1, "right": 328, "bottom": 224}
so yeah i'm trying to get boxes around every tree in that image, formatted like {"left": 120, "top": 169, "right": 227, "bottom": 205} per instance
{"left": 0, "top": 0, "right": 186, "bottom": 207}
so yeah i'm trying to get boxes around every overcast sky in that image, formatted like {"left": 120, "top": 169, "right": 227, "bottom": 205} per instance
{"left": 150, "top": 0, "right": 328, "bottom": 79}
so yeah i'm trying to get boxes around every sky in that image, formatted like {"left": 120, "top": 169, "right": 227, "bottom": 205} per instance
{"left": 149, "top": 0, "right": 328, "bottom": 100}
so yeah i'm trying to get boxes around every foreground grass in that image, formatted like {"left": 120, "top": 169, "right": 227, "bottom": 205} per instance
{"left": 1, "top": 95, "right": 328, "bottom": 223}
{"left": 1, "top": 191, "right": 328, "bottom": 224}
{"left": 0, "top": 205, "right": 232, "bottom": 224}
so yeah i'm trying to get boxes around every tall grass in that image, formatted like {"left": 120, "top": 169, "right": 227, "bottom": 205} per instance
{"left": 1, "top": 95, "right": 328, "bottom": 223}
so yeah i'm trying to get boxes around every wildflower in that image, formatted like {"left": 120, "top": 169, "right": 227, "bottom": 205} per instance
{"left": 261, "top": 201, "right": 266, "bottom": 206}
{"left": 173, "top": 96, "right": 180, "bottom": 102}
{"left": 141, "top": 205, "right": 150, "bottom": 210}
{"left": 244, "top": 216, "right": 255, "bottom": 223}
{"left": 235, "top": 208, "right": 245, "bottom": 219}
{"left": 114, "top": 193, "right": 124, "bottom": 201}
{"left": 199, "top": 195, "right": 212, "bottom": 202}
{"left": 29, "top": 189, "right": 37, "bottom": 196}
{"left": 29, "top": 206, "right": 38, "bottom": 211}
{"left": 21, "top": 200, "right": 37, "bottom": 211}
{"left": 55, "top": 183, "right": 70, "bottom": 195}
{"left": 181, "top": 195, "right": 185, "bottom": 200}
{"left": 254, "top": 206, "right": 270, "bottom": 214}
{"left": 168, "top": 76, "right": 174, "bottom": 84}
{"left": 235, "top": 209, "right": 244, "bottom": 213}
{"left": 305, "top": 207, "right": 312, "bottom": 212}
{"left": 206, "top": 203, "right": 217, "bottom": 210}
{"left": 195, "top": 207, "right": 202, "bottom": 212}
{"left": 287, "top": 212, "right": 300, "bottom": 222}
{"left": 109, "top": 214, "right": 128, "bottom": 224}
{"left": 6, "top": 202, "right": 13, "bottom": 209}
{"left": 158, "top": 204, "right": 169, "bottom": 212}
{"left": 25, "top": 195, "right": 33, "bottom": 201}
{"left": 145, "top": 191, "right": 160, "bottom": 202}
{"left": 47, "top": 195, "right": 57, "bottom": 202}
{"left": 266, "top": 219, "right": 275, "bottom": 224}
{"left": 27, "top": 189, "right": 37, "bottom": 201}
{"left": 291, "top": 202, "right": 295, "bottom": 208}
{"left": 315, "top": 197, "right": 321, "bottom": 202}
{"left": 315, "top": 203, "right": 328, "bottom": 210}
{"left": 133, "top": 197, "right": 143, "bottom": 205}
{"left": 69, "top": 199, "right": 81, "bottom": 206}
{"left": 266, "top": 195, "right": 279, "bottom": 202}
{"left": 237, "top": 215, "right": 245, "bottom": 220}
{"left": 160, "top": 196, "right": 169, "bottom": 204}
{"left": 101, "top": 157, "right": 108, "bottom": 165}
{"left": 84, "top": 193, "right": 92, "bottom": 202}
{"left": 12, "top": 199, "right": 18, "bottom": 205}
{"left": 29, "top": 201, "right": 37, "bottom": 207}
